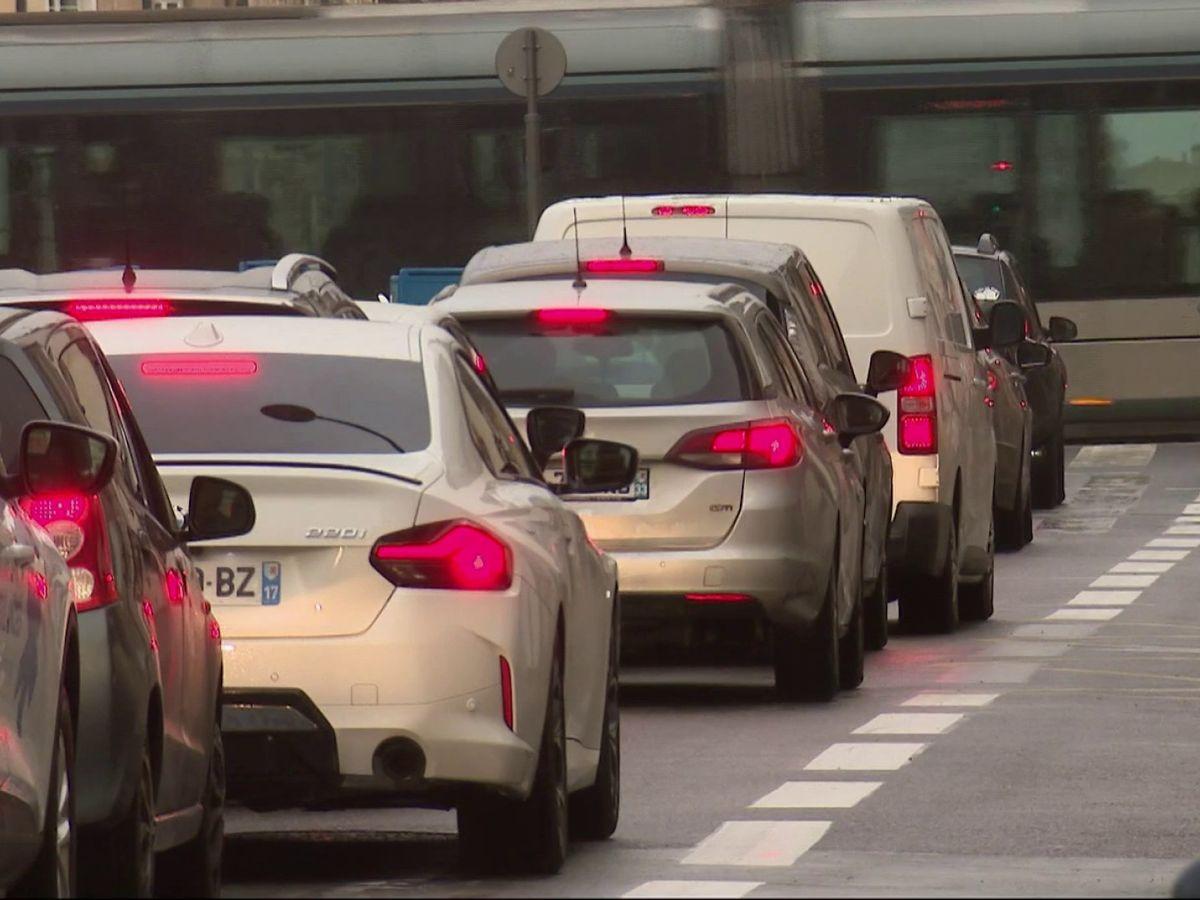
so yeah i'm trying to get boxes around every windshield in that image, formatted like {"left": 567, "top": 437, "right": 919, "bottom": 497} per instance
{"left": 462, "top": 316, "right": 756, "bottom": 408}
{"left": 108, "top": 353, "right": 430, "bottom": 455}
{"left": 956, "top": 254, "right": 1005, "bottom": 296}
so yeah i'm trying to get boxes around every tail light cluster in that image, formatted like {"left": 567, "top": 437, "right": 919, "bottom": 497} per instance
{"left": 20, "top": 491, "right": 117, "bottom": 612}
{"left": 667, "top": 419, "right": 802, "bottom": 470}
{"left": 898, "top": 354, "right": 937, "bottom": 455}
{"left": 370, "top": 520, "right": 512, "bottom": 592}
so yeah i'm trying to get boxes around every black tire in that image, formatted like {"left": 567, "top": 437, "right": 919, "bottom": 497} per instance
{"left": 838, "top": 594, "right": 865, "bottom": 690}
{"left": 458, "top": 632, "right": 569, "bottom": 875}
{"left": 155, "top": 727, "right": 225, "bottom": 898}
{"left": 80, "top": 742, "right": 156, "bottom": 898}
{"left": 773, "top": 572, "right": 839, "bottom": 702}
{"left": 863, "top": 562, "right": 889, "bottom": 652}
{"left": 996, "top": 466, "right": 1032, "bottom": 552}
{"left": 1032, "top": 430, "right": 1065, "bottom": 509}
{"left": 11, "top": 688, "right": 75, "bottom": 899}
{"left": 899, "top": 521, "right": 959, "bottom": 634}
{"left": 569, "top": 596, "right": 620, "bottom": 840}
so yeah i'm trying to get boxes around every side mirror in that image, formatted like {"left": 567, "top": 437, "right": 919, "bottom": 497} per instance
{"left": 562, "top": 439, "right": 639, "bottom": 494}
{"left": 977, "top": 299, "right": 1025, "bottom": 349}
{"left": 526, "top": 406, "right": 586, "bottom": 471}
{"left": 1048, "top": 315, "right": 1077, "bottom": 342}
{"left": 19, "top": 421, "right": 118, "bottom": 496}
{"left": 828, "top": 392, "right": 890, "bottom": 449}
{"left": 1017, "top": 342, "right": 1052, "bottom": 369}
{"left": 185, "top": 476, "right": 256, "bottom": 542}
{"left": 865, "top": 350, "right": 909, "bottom": 395}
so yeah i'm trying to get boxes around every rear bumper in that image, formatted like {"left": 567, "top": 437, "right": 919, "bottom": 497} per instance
{"left": 887, "top": 501, "right": 953, "bottom": 581}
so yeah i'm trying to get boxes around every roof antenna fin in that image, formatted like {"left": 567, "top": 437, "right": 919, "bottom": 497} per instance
{"left": 571, "top": 208, "right": 587, "bottom": 291}
{"left": 121, "top": 202, "right": 136, "bottom": 292}
{"left": 619, "top": 195, "right": 632, "bottom": 259}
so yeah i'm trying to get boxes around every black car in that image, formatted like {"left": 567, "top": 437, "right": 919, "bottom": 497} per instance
{"left": 0, "top": 309, "right": 255, "bottom": 897}
{"left": 953, "top": 235, "right": 1077, "bottom": 508}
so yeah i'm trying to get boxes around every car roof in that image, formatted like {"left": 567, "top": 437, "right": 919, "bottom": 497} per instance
{"left": 85, "top": 315, "right": 427, "bottom": 362}
{"left": 0, "top": 306, "right": 86, "bottom": 345}
{"left": 457, "top": 236, "right": 805, "bottom": 290}
{"left": 438, "top": 277, "right": 765, "bottom": 324}
{"left": 545, "top": 193, "right": 933, "bottom": 227}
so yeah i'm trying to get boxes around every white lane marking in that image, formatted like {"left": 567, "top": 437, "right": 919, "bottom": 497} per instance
{"left": 1070, "top": 444, "right": 1156, "bottom": 468}
{"left": 1090, "top": 574, "right": 1158, "bottom": 588}
{"left": 1013, "top": 622, "right": 1103, "bottom": 639}
{"left": 1068, "top": 590, "right": 1141, "bottom": 606}
{"left": 934, "top": 661, "right": 1041, "bottom": 684}
{"left": 1130, "top": 550, "right": 1189, "bottom": 561}
{"left": 1185, "top": 504, "right": 1200, "bottom": 515}
{"left": 1046, "top": 608, "right": 1122, "bottom": 621}
{"left": 682, "top": 821, "right": 830, "bottom": 867}
{"left": 902, "top": 692, "right": 999, "bottom": 707}
{"left": 1149, "top": 537, "right": 1200, "bottom": 547}
{"left": 852, "top": 713, "right": 964, "bottom": 735}
{"left": 1109, "top": 561, "right": 1174, "bottom": 574}
{"left": 1166, "top": 525, "right": 1200, "bottom": 535}
{"left": 751, "top": 781, "right": 882, "bottom": 809}
{"left": 805, "top": 742, "right": 927, "bottom": 771}
{"left": 978, "top": 640, "right": 1070, "bottom": 658}
{"left": 624, "top": 881, "right": 764, "bottom": 898}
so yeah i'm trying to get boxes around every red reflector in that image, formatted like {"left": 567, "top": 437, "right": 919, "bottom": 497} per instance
{"left": 140, "top": 356, "right": 259, "bottom": 379}
{"left": 499, "top": 656, "right": 515, "bottom": 730}
{"left": 22, "top": 492, "right": 89, "bottom": 526}
{"left": 372, "top": 521, "right": 512, "bottom": 591}
{"left": 534, "top": 308, "right": 611, "bottom": 326}
{"left": 166, "top": 569, "right": 186, "bottom": 605}
{"left": 990, "top": 160, "right": 1014, "bottom": 172}
{"left": 685, "top": 592, "right": 754, "bottom": 604}
{"left": 584, "top": 258, "right": 664, "bottom": 274}
{"left": 65, "top": 299, "right": 172, "bottom": 321}
{"left": 986, "top": 369, "right": 998, "bottom": 393}
{"left": 472, "top": 351, "right": 487, "bottom": 374}
{"left": 899, "top": 415, "right": 937, "bottom": 453}
{"left": 651, "top": 204, "right": 716, "bottom": 217}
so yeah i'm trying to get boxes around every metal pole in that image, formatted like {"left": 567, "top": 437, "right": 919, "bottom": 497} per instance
{"left": 524, "top": 27, "right": 541, "bottom": 239}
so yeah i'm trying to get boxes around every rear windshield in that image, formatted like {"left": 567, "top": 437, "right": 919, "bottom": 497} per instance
{"left": 108, "top": 353, "right": 430, "bottom": 455}
{"left": 463, "top": 315, "right": 755, "bottom": 407}
{"left": 955, "top": 255, "right": 1004, "bottom": 296}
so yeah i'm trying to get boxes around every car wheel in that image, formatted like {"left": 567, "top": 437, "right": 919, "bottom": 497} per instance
{"left": 996, "top": 464, "right": 1032, "bottom": 552}
{"left": 773, "top": 571, "right": 839, "bottom": 702}
{"left": 569, "top": 596, "right": 620, "bottom": 840}
{"left": 81, "top": 741, "right": 155, "bottom": 897}
{"left": 1032, "top": 430, "right": 1064, "bottom": 509}
{"left": 838, "top": 594, "right": 865, "bottom": 690}
{"left": 960, "top": 525, "right": 996, "bottom": 622}
{"left": 11, "top": 687, "right": 75, "bottom": 899}
{"left": 863, "top": 562, "right": 889, "bottom": 652}
{"left": 1021, "top": 475, "right": 1035, "bottom": 546}
{"left": 458, "top": 630, "right": 569, "bottom": 875}
{"left": 901, "top": 520, "right": 959, "bottom": 634}
{"left": 155, "top": 726, "right": 225, "bottom": 898}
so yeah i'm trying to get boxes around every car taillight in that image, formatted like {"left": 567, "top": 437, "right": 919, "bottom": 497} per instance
{"left": 583, "top": 258, "right": 664, "bottom": 274}
{"left": 370, "top": 520, "right": 512, "bottom": 591}
{"left": 898, "top": 354, "right": 937, "bottom": 455}
{"left": 666, "top": 419, "right": 802, "bottom": 470}
{"left": 651, "top": 205, "right": 716, "bottom": 217}
{"left": 139, "top": 355, "right": 260, "bottom": 379}
{"left": 64, "top": 299, "right": 172, "bottom": 321}
{"left": 20, "top": 491, "right": 118, "bottom": 612}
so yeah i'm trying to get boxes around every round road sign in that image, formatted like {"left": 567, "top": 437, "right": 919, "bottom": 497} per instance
{"left": 495, "top": 27, "right": 567, "bottom": 98}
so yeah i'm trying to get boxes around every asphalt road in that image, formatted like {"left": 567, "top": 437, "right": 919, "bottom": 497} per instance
{"left": 223, "top": 442, "right": 1200, "bottom": 898}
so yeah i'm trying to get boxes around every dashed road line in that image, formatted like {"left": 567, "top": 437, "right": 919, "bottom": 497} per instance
{"left": 1148, "top": 537, "right": 1200, "bottom": 548}
{"left": 624, "top": 881, "right": 764, "bottom": 898}
{"left": 804, "top": 743, "right": 927, "bottom": 771}
{"left": 934, "top": 661, "right": 1040, "bottom": 683}
{"left": 978, "top": 639, "right": 1070, "bottom": 657}
{"left": 1046, "top": 608, "right": 1123, "bottom": 621}
{"left": 750, "top": 781, "right": 882, "bottom": 809}
{"left": 901, "top": 692, "right": 999, "bottom": 707}
{"left": 1012, "top": 622, "right": 1104, "bottom": 639}
{"left": 852, "top": 713, "right": 964, "bottom": 735}
{"left": 1109, "top": 561, "right": 1174, "bottom": 573}
{"left": 682, "top": 821, "right": 831, "bottom": 867}
{"left": 1130, "top": 550, "right": 1189, "bottom": 561}
{"left": 1068, "top": 590, "right": 1141, "bottom": 606}
{"left": 1090, "top": 573, "right": 1158, "bottom": 588}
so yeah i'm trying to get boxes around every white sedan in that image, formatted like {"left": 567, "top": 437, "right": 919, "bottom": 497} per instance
{"left": 87, "top": 313, "right": 635, "bottom": 874}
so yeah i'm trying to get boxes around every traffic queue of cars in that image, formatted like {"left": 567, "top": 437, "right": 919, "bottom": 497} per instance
{"left": 0, "top": 196, "right": 1073, "bottom": 893}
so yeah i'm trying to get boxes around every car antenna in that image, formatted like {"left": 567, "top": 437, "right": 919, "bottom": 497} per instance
{"left": 121, "top": 186, "right": 136, "bottom": 293}
{"left": 619, "top": 195, "right": 632, "bottom": 259}
{"left": 572, "top": 207, "right": 587, "bottom": 291}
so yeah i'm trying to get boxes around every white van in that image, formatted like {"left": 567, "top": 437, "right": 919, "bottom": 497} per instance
{"left": 535, "top": 195, "right": 1019, "bottom": 631}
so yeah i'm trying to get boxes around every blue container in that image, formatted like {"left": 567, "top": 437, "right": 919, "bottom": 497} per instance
{"left": 390, "top": 267, "right": 464, "bottom": 305}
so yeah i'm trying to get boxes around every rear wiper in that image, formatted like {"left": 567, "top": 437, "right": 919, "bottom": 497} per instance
{"left": 260, "top": 404, "right": 404, "bottom": 453}
{"left": 499, "top": 387, "right": 576, "bottom": 404}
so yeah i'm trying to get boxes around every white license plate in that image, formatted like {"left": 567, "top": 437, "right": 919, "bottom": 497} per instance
{"left": 548, "top": 467, "right": 650, "bottom": 501}
{"left": 194, "top": 561, "right": 282, "bottom": 606}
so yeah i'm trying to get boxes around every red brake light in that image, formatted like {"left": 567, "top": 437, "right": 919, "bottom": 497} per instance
{"left": 139, "top": 355, "right": 260, "bottom": 379}
{"left": 534, "top": 308, "right": 611, "bottom": 327}
{"left": 65, "top": 299, "right": 172, "bottom": 321}
{"left": 20, "top": 491, "right": 117, "bottom": 612}
{"left": 898, "top": 354, "right": 937, "bottom": 455}
{"left": 651, "top": 204, "right": 716, "bottom": 217}
{"left": 990, "top": 160, "right": 1014, "bottom": 172}
{"left": 371, "top": 520, "right": 512, "bottom": 592}
{"left": 583, "top": 258, "right": 664, "bottom": 274}
{"left": 667, "top": 419, "right": 802, "bottom": 470}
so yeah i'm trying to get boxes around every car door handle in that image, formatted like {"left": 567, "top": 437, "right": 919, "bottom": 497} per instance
{"left": 973, "top": 377, "right": 989, "bottom": 387}
{"left": 0, "top": 544, "right": 35, "bottom": 566}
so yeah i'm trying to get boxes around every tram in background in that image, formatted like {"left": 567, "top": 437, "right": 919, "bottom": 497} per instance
{"left": 0, "top": 0, "right": 1197, "bottom": 438}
